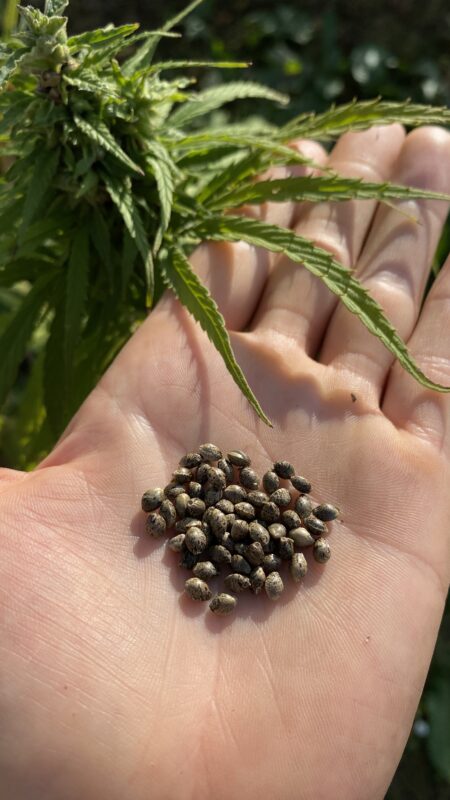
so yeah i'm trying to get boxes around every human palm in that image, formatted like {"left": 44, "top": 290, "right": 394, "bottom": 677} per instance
{"left": 1, "top": 124, "right": 450, "bottom": 800}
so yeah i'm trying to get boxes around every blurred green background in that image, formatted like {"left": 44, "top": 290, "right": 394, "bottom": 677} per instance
{"left": 1, "top": 0, "right": 449, "bottom": 796}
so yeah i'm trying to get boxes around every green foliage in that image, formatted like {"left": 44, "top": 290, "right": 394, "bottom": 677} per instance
{"left": 0, "top": 0, "right": 449, "bottom": 452}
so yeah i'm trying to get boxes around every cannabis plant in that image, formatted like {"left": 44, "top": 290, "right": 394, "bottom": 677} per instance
{"left": 1, "top": 0, "right": 450, "bottom": 463}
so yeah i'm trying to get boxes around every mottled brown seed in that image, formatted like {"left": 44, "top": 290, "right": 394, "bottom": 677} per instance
{"left": 260, "top": 501, "right": 281, "bottom": 523}
{"left": 250, "top": 566, "right": 266, "bottom": 594}
{"left": 244, "top": 541, "right": 264, "bottom": 566}
{"left": 313, "top": 503, "right": 339, "bottom": 522}
{"left": 185, "top": 527, "right": 208, "bottom": 555}
{"left": 172, "top": 467, "right": 192, "bottom": 484}
{"left": 239, "top": 467, "right": 259, "bottom": 490}
{"left": 197, "top": 462, "right": 211, "bottom": 484}
{"left": 224, "top": 573, "right": 251, "bottom": 593}
{"left": 313, "top": 538, "right": 331, "bottom": 563}
{"left": 231, "top": 554, "right": 251, "bottom": 575}
{"left": 187, "top": 481, "right": 203, "bottom": 498}
{"left": 185, "top": 577, "right": 212, "bottom": 601}
{"left": 216, "top": 498, "right": 234, "bottom": 515}
{"left": 265, "top": 571, "right": 284, "bottom": 600}
{"left": 270, "top": 488, "right": 291, "bottom": 507}
{"left": 291, "top": 475, "right": 311, "bottom": 494}
{"left": 209, "top": 544, "right": 232, "bottom": 565}
{"left": 231, "top": 519, "right": 249, "bottom": 542}
{"left": 262, "top": 470, "right": 280, "bottom": 494}
{"left": 164, "top": 482, "right": 187, "bottom": 499}
{"left": 145, "top": 513, "right": 166, "bottom": 537}
{"left": 141, "top": 488, "right": 164, "bottom": 512}
{"left": 167, "top": 533, "right": 186, "bottom": 552}
{"left": 204, "top": 487, "right": 223, "bottom": 507}
{"left": 209, "top": 593, "right": 237, "bottom": 615}
{"left": 234, "top": 502, "right": 256, "bottom": 521}
{"left": 227, "top": 449, "right": 251, "bottom": 468}
{"left": 295, "top": 495, "right": 313, "bottom": 519}
{"left": 273, "top": 460, "right": 295, "bottom": 479}
{"left": 175, "top": 516, "right": 199, "bottom": 533}
{"left": 207, "top": 467, "right": 227, "bottom": 490}
{"left": 290, "top": 552, "right": 308, "bottom": 582}
{"left": 249, "top": 521, "right": 270, "bottom": 547}
{"left": 268, "top": 523, "right": 286, "bottom": 540}
{"left": 247, "top": 490, "right": 269, "bottom": 508}
{"left": 225, "top": 513, "right": 236, "bottom": 529}
{"left": 233, "top": 542, "right": 246, "bottom": 556}
{"left": 186, "top": 498, "right": 206, "bottom": 518}
{"left": 193, "top": 561, "right": 219, "bottom": 580}
{"left": 290, "top": 527, "right": 315, "bottom": 548}
{"left": 175, "top": 492, "right": 190, "bottom": 518}
{"left": 160, "top": 498, "right": 176, "bottom": 528}
{"left": 199, "top": 443, "right": 222, "bottom": 461}
{"left": 304, "top": 515, "right": 328, "bottom": 537}
{"left": 279, "top": 536, "right": 294, "bottom": 560}
{"left": 281, "top": 509, "right": 302, "bottom": 530}
{"left": 263, "top": 553, "right": 282, "bottom": 573}
{"left": 221, "top": 532, "right": 235, "bottom": 552}
{"left": 179, "top": 550, "right": 197, "bottom": 570}
{"left": 208, "top": 508, "right": 227, "bottom": 538}
{"left": 224, "top": 484, "right": 247, "bottom": 504}
{"left": 180, "top": 452, "right": 202, "bottom": 469}
{"left": 218, "top": 458, "right": 233, "bottom": 481}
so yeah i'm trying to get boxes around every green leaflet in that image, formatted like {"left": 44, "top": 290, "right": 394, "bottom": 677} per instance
{"left": 67, "top": 24, "right": 139, "bottom": 52}
{"left": 148, "top": 60, "right": 250, "bottom": 73}
{"left": 65, "top": 225, "right": 89, "bottom": 371}
{"left": 102, "top": 172, "right": 154, "bottom": 304}
{"left": 0, "top": 272, "right": 56, "bottom": 407}
{"left": 74, "top": 116, "right": 143, "bottom": 175}
{"left": 169, "top": 83, "right": 290, "bottom": 128}
{"left": 146, "top": 140, "right": 176, "bottom": 252}
{"left": 160, "top": 246, "right": 272, "bottom": 426}
{"left": 44, "top": 0, "right": 69, "bottom": 15}
{"left": 209, "top": 174, "right": 450, "bottom": 211}
{"left": 283, "top": 98, "right": 450, "bottom": 141}
{"left": 89, "top": 208, "right": 112, "bottom": 285}
{"left": 196, "top": 215, "right": 450, "bottom": 394}
{"left": 18, "top": 147, "right": 60, "bottom": 241}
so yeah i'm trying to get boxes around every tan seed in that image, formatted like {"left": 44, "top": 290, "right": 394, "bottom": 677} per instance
{"left": 268, "top": 523, "right": 286, "bottom": 540}
{"left": 281, "top": 509, "right": 302, "bottom": 530}
{"left": 186, "top": 497, "right": 206, "bottom": 518}
{"left": 234, "top": 501, "right": 255, "bottom": 521}
{"left": 270, "top": 488, "right": 291, "bottom": 507}
{"left": 209, "top": 593, "right": 237, "bottom": 615}
{"left": 180, "top": 452, "right": 202, "bottom": 468}
{"left": 145, "top": 513, "right": 166, "bottom": 537}
{"left": 224, "top": 484, "right": 247, "bottom": 504}
{"left": 265, "top": 571, "right": 284, "bottom": 600}
{"left": 224, "top": 573, "right": 251, "bottom": 593}
{"left": 290, "top": 527, "right": 315, "bottom": 548}
{"left": 193, "top": 561, "right": 219, "bottom": 580}
{"left": 262, "top": 470, "right": 279, "bottom": 494}
{"left": 279, "top": 536, "right": 294, "bottom": 560}
{"left": 250, "top": 566, "right": 266, "bottom": 594}
{"left": 172, "top": 467, "right": 192, "bottom": 484}
{"left": 199, "top": 443, "right": 222, "bottom": 461}
{"left": 160, "top": 498, "right": 176, "bottom": 528}
{"left": 244, "top": 541, "right": 265, "bottom": 566}
{"left": 273, "top": 460, "right": 295, "bottom": 479}
{"left": 167, "top": 533, "right": 186, "bottom": 552}
{"left": 185, "top": 527, "right": 208, "bottom": 555}
{"left": 313, "top": 538, "right": 331, "bottom": 563}
{"left": 209, "top": 544, "right": 232, "bottom": 565}
{"left": 175, "top": 492, "right": 190, "bottom": 518}
{"left": 231, "top": 554, "right": 251, "bottom": 575}
{"left": 185, "top": 577, "right": 212, "bottom": 601}
{"left": 239, "top": 467, "right": 259, "bottom": 490}
{"left": 295, "top": 495, "right": 313, "bottom": 519}
{"left": 291, "top": 475, "right": 311, "bottom": 493}
{"left": 313, "top": 503, "right": 339, "bottom": 521}
{"left": 304, "top": 515, "right": 328, "bottom": 537}
{"left": 260, "top": 501, "right": 280, "bottom": 523}
{"left": 290, "top": 552, "right": 308, "bottom": 582}
{"left": 263, "top": 553, "right": 282, "bottom": 573}
{"left": 218, "top": 458, "right": 233, "bottom": 481}
{"left": 231, "top": 519, "right": 249, "bottom": 542}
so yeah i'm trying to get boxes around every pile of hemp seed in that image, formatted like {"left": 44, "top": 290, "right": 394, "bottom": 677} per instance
{"left": 141, "top": 444, "right": 338, "bottom": 616}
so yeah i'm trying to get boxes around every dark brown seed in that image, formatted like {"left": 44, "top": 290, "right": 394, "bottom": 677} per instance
{"left": 224, "top": 573, "right": 251, "bottom": 593}
{"left": 209, "top": 593, "right": 237, "bottom": 615}
{"left": 218, "top": 458, "right": 233, "bottom": 481}
{"left": 225, "top": 513, "right": 236, "bottom": 529}
{"left": 233, "top": 542, "right": 246, "bottom": 556}
{"left": 164, "top": 482, "right": 187, "bottom": 499}
{"left": 204, "top": 487, "right": 223, "bottom": 507}
{"left": 221, "top": 532, "right": 235, "bottom": 552}
{"left": 250, "top": 566, "right": 266, "bottom": 594}
{"left": 279, "top": 536, "right": 294, "bottom": 560}
{"left": 273, "top": 460, "right": 295, "bottom": 479}
{"left": 187, "top": 481, "right": 203, "bottom": 498}
{"left": 265, "top": 571, "right": 284, "bottom": 600}
{"left": 239, "top": 467, "right": 259, "bottom": 490}
{"left": 145, "top": 513, "right": 166, "bottom": 537}
{"left": 185, "top": 577, "right": 212, "bottom": 601}
{"left": 290, "top": 552, "right": 308, "bottom": 582}
{"left": 234, "top": 501, "right": 256, "bottom": 521}
{"left": 227, "top": 449, "right": 251, "bottom": 468}
{"left": 290, "top": 527, "right": 315, "bottom": 548}
{"left": 208, "top": 508, "right": 227, "bottom": 538}
{"left": 263, "top": 553, "right": 282, "bottom": 573}
{"left": 304, "top": 515, "right": 328, "bottom": 537}
{"left": 247, "top": 490, "right": 269, "bottom": 508}
{"left": 216, "top": 498, "right": 234, "bottom": 515}
{"left": 249, "top": 521, "right": 270, "bottom": 547}
{"left": 167, "top": 533, "right": 186, "bottom": 552}
{"left": 180, "top": 452, "right": 202, "bottom": 469}
{"left": 175, "top": 516, "right": 199, "bottom": 533}
{"left": 231, "top": 554, "right": 251, "bottom": 575}
{"left": 207, "top": 467, "right": 227, "bottom": 490}
{"left": 268, "top": 523, "right": 286, "bottom": 540}
{"left": 260, "top": 501, "right": 280, "bottom": 523}
{"left": 196, "top": 462, "right": 211, "bottom": 484}
{"left": 262, "top": 470, "right": 280, "bottom": 494}
{"left": 281, "top": 509, "right": 301, "bottom": 530}
{"left": 141, "top": 488, "right": 164, "bottom": 512}
{"left": 179, "top": 550, "right": 197, "bottom": 570}
{"left": 244, "top": 541, "right": 264, "bottom": 566}
{"left": 231, "top": 519, "right": 249, "bottom": 542}
{"left": 199, "top": 443, "right": 222, "bottom": 461}
{"left": 313, "top": 538, "right": 331, "bottom": 563}
{"left": 224, "top": 484, "right": 247, "bottom": 504}
{"left": 313, "top": 503, "right": 339, "bottom": 522}
{"left": 185, "top": 527, "right": 208, "bottom": 555}
{"left": 186, "top": 498, "right": 206, "bottom": 518}
{"left": 291, "top": 475, "right": 311, "bottom": 494}
{"left": 160, "top": 498, "right": 176, "bottom": 528}
{"left": 270, "top": 488, "right": 291, "bottom": 507}
{"left": 209, "top": 544, "right": 232, "bottom": 565}
{"left": 175, "top": 492, "right": 190, "bottom": 518}
{"left": 172, "top": 467, "right": 192, "bottom": 484}
{"left": 295, "top": 495, "right": 313, "bottom": 519}
{"left": 193, "top": 561, "right": 219, "bottom": 580}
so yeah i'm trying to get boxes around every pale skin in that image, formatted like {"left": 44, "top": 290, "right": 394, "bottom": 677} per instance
{"left": 1, "top": 123, "right": 450, "bottom": 800}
